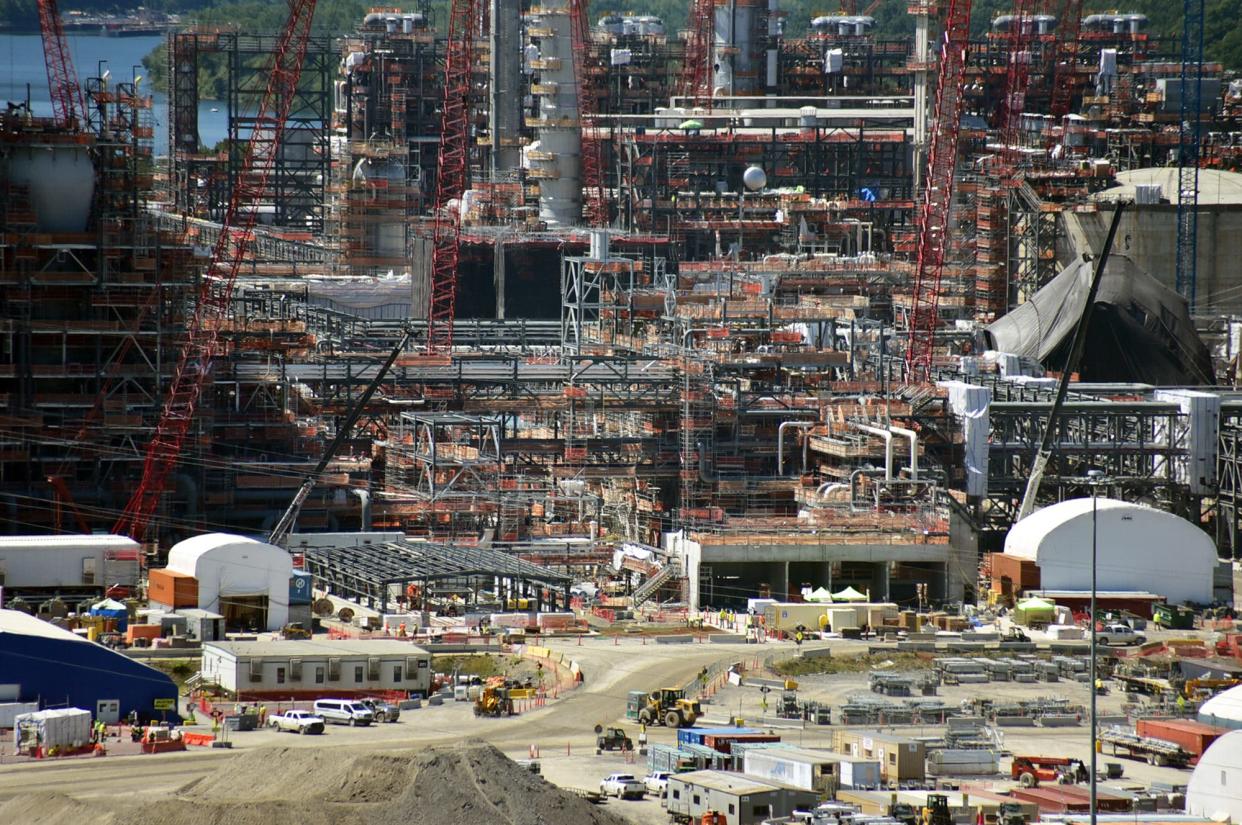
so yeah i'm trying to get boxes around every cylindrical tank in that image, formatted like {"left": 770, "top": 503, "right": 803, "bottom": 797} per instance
{"left": 1033, "top": 14, "right": 1057, "bottom": 34}
{"left": 352, "top": 156, "right": 407, "bottom": 257}
{"left": 0, "top": 142, "right": 95, "bottom": 233}
{"left": 529, "top": 0, "right": 583, "bottom": 227}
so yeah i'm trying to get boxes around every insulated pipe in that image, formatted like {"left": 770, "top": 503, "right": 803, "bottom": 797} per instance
{"left": 888, "top": 425, "right": 919, "bottom": 481}
{"left": 352, "top": 489, "right": 372, "bottom": 530}
{"left": 853, "top": 423, "right": 894, "bottom": 480}
{"left": 778, "top": 421, "right": 815, "bottom": 476}
{"left": 815, "top": 482, "right": 849, "bottom": 503}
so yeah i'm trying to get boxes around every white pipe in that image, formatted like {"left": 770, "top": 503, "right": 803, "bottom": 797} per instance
{"left": 816, "top": 482, "right": 849, "bottom": 503}
{"left": 889, "top": 425, "right": 919, "bottom": 481}
{"left": 778, "top": 421, "right": 815, "bottom": 476}
{"left": 853, "top": 423, "right": 894, "bottom": 481}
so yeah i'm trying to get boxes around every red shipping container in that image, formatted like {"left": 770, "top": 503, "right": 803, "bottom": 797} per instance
{"left": 1136, "top": 718, "right": 1227, "bottom": 763}
{"left": 702, "top": 732, "right": 781, "bottom": 755}
{"left": 148, "top": 568, "right": 198, "bottom": 608}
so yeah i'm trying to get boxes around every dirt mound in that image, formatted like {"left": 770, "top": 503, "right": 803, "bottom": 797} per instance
{"left": 386, "top": 743, "right": 628, "bottom": 825}
{"left": 54, "top": 743, "right": 631, "bottom": 825}
{"left": 184, "top": 747, "right": 418, "bottom": 804}
{"left": 0, "top": 792, "right": 114, "bottom": 825}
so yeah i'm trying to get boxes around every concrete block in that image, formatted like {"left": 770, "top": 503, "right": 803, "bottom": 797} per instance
{"left": 1038, "top": 714, "right": 1080, "bottom": 727}
{"left": 995, "top": 716, "right": 1037, "bottom": 727}
{"left": 655, "top": 635, "right": 694, "bottom": 644}
{"left": 709, "top": 634, "right": 747, "bottom": 644}
{"left": 800, "top": 647, "right": 833, "bottom": 660}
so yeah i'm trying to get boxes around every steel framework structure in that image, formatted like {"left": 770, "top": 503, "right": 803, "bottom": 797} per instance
{"left": 1047, "top": 0, "right": 1084, "bottom": 120}
{"left": 905, "top": 0, "right": 973, "bottom": 378}
{"left": 1217, "top": 405, "right": 1242, "bottom": 558}
{"left": 425, "top": 0, "right": 478, "bottom": 352}
{"left": 116, "top": 0, "right": 321, "bottom": 541}
{"left": 680, "top": 0, "right": 715, "bottom": 104}
{"left": 569, "top": 0, "right": 606, "bottom": 226}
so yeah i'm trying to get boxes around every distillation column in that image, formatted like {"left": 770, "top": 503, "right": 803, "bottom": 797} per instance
{"left": 526, "top": 0, "right": 582, "bottom": 227}
{"left": 490, "top": 0, "right": 523, "bottom": 176}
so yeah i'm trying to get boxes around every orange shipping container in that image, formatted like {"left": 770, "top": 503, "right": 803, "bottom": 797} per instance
{"left": 148, "top": 568, "right": 198, "bottom": 609}
{"left": 126, "top": 624, "right": 162, "bottom": 644}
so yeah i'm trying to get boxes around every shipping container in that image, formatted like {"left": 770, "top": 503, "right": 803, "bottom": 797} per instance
{"left": 148, "top": 568, "right": 198, "bottom": 609}
{"left": 1010, "top": 785, "right": 1131, "bottom": 813}
{"left": 703, "top": 732, "right": 782, "bottom": 755}
{"left": 1136, "top": 718, "right": 1226, "bottom": 763}
{"left": 823, "top": 607, "right": 859, "bottom": 631}
{"left": 678, "top": 726, "right": 763, "bottom": 747}
{"left": 925, "top": 748, "right": 999, "bottom": 776}
{"left": 838, "top": 758, "right": 882, "bottom": 789}
{"left": 13, "top": 707, "right": 92, "bottom": 750}
{"left": 763, "top": 603, "right": 829, "bottom": 633}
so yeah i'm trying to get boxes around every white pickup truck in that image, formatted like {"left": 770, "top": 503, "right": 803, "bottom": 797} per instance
{"left": 600, "top": 773, "right": 646, "bottom": 799}
{"left": 1096, "top": 624, "right": 1147, "bottom": 647}
{"left": 268, "top": 709, "right": 325, "bottom": 735}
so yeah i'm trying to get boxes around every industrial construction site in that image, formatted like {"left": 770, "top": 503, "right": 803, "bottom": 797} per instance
{"left": 4, "top": 0, "right": 1242, "bottom": 823}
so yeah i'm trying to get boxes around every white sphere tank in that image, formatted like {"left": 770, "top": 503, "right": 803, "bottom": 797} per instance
{"left": 743, "top": 166, "right": 767, "bottom": 192}
{"left": 2, "top": 142, "right": 95, "bottom": 233}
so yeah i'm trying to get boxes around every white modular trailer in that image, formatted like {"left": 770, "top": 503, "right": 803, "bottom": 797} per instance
{"left": 762, "top": 603, "right": 828, "bottom": 633}
{"left": 743, "top": 747, "right": 840, "bottom": 794}
{"left": 13, "top": 707, "right": 92, "bottom": 749}
{"left": 0, "top": 535, "right": 140, "bottom": 589}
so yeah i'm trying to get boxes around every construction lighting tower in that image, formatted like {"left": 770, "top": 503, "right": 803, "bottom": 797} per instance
{"left": 114, "top": 0, "right": 320, "bottom": 542}
{"left": 569, "top": 0, "right": 606, "bottom": 226}
{"left": 1175, "top": 0, "right": 1205, "bottom": 311}
{"left": 425, "top": 0, "right": 479, "bottom": 352}
{"left": 680, "top": 0, "right": 715, "bottom": 104}
{"left": 36, "top": 0, "right": 86, "bottom": 129}
{"left": 904, "top": 0, "right": 973, "bottom": 378}
{"left": 1047, "top": 0, "right": 1083, "bottom": 120}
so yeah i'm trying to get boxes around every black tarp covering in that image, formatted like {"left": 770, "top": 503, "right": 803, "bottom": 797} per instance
{"left": 980, "top": 254, "right": 1215, "bottom": 385}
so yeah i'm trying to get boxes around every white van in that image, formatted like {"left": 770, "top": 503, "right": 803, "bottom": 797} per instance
{"left": 312, "top": 699, "right": 374, "bottom": 726}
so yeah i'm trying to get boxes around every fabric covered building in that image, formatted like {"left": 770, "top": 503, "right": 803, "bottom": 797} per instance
{"left": 1197, "top": 683, "right": 1242, "bottom": 730}
{"left": 163, "top": 533, "right": 293, "bottom": 631}
{"left": 1002, "top": 498, "right": 1217, "bottom": 605}
{"left": 1186, "top": 729, "right": 1242, "bottom": 821}
{"left": 0, "top": 609, "right": 179, "bottom": 723}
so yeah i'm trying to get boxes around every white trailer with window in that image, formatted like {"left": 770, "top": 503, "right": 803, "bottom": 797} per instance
{"left": 200, "top": 640, "right": 431, "bottom": 697}
{"left": 0, "top": 535, "right": 139, "bottom": 591}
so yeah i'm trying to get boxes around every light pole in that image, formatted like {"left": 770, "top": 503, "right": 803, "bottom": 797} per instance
{"left": 1086, "top": 468, "right": 1105, "bottom": 825}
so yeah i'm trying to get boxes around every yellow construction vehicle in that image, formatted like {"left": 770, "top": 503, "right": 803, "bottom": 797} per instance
{"left": 473, "top": 685, "right": 514, "bottom": 717}
{"left": 1182, "top": 677, "right": 1242, "bottom": 699}
{"left": 637, "top": 688, "right": 701, "bottom": 728}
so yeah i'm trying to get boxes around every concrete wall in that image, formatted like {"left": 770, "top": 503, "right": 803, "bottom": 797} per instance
{"left": 1066, "top": 206, "right": 1242, "bottom": 312}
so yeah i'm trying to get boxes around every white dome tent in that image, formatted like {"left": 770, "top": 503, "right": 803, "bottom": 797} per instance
{"left": 1004, "top": 498, "right": 1217, "bottom": 605}
{"left": 1186, "top": 729, "right": 1242, "bottom": 821}
{"left": 1198, "top": 683, "right": 1242, "bottom": 730}
{"left": 166, "top": 533, "right": 292, "bottom": 631}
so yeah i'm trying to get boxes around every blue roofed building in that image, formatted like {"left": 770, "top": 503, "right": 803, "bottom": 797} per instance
{"left": 0, "top": 609, "right": 180, "bottom": 723}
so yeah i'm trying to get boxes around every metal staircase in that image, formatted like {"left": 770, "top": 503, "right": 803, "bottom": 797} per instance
{"left": 633, "top": 560, "right": 682, "bottom": 607}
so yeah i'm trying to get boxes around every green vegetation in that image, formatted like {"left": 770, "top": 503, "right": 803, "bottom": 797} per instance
{"left": 432, "top": 652, "right": 535, "bottom": 679}
{"left": 771, "top": 651, "right": 928, "bottom": 676}
{"left": 150, "top": 657, "right": 199, "bottom": 690}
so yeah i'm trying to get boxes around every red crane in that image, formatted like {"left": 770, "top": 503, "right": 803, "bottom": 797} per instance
{"left": 996, "top": 3, "right": 1037, "bottom": 167}
{"left": 425, "top": 0, "right": 479, "bottom": 352}
{"left": 1047, "top": 0, "right": 1084, "bottom": 119}
{"left": 904, "top": 0, "right": 973, "bottom": 378}
{"left": 569, "top": 0, "right": 606, "bottom": 226}
{"left": 680, "top": 0, "right": 715, "bottom": 104}
{"left": 36, "top": 0, "right": 86, "bottom": 129}
{"left": 114, "top": 0, "right": 320, "bottom": 541}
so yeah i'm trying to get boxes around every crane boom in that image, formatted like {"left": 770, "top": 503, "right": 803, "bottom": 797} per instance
{"left": 36, "top": 0, "right": 86, "bottom": 129}
{"left": 680, "top": 0, "right": 715, "bottom": 105}
{"left": 425, "top": 0, "right": 479, "bottom": 353}
{"left": 904, "top": 0, "right": 972, "bottom": 379}
{"left": 114, "top": 0, "right": 320, "bottom": 542}
{"left": 269, "top": 328, "right": 413, "bottom": 546}
{"left": 1016, "top": 200, "right": 1127, "bottom": 521}
{"left": 569, "top": 0, "right": 607, "bottom": 226}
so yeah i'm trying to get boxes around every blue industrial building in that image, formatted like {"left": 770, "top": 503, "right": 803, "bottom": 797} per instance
{"left": 0, "top": 609, "right": 180, "bottom": 723}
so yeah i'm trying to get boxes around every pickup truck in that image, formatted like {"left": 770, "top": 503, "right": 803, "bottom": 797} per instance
{"left": 600, "top": 773, "right": 646, "bottom": 799}
{"left": 268, "top": 709, "right": 325, "bottom": 735}
{"left": 644, "top": 771, "right": 671, "bottom": 796}
{"left": 360, "top": 698, "right": 401, "bottom": 723}
{"left": 1096, "top": 624, "right": 1147, "bottom": 647}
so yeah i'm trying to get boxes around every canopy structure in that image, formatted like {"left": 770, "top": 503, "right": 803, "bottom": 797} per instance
{"left": 805, "top": 587, "right": 833, "bottom": 603}
{"left": 831, "top": 586, "right": 867, "bottom": 602}
{"left": 1014, "top": 597, "right": 1056, "bottom": 627}
{"left": 1016, "top": 597, "right": 1053, "bottom": 610}
{"left": 981, "top": 254, "right": 1213, "bottom": 385}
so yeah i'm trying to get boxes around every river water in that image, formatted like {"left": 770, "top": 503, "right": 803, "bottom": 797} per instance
{"left": 0, "top": 33, "right": 229, "bottom": 151}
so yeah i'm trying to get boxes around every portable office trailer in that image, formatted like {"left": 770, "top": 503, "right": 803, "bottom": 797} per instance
{"left": 201, "top": 639, "right": 431, "bottom": 698}
{"left": 838, "top": 757, "right": 882, "bottom": 789}
{"left": 665, "top": 770, "right": 819, "bottom": 825}
{"left": 742, "top": 747, "right": 840, "bottom": 795}
{"left": 832, "top": 730, "right": 926, "bottom": 780}
{"left": 762, "top": 603, "right": 828, "bottom": 633}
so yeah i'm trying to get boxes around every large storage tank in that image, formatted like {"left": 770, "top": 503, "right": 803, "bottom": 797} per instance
{"left": 526, "top": 0, "right": 582, "bottom": 227}
{"left": 0, "top": 141, "right": 95, "bottom": 233}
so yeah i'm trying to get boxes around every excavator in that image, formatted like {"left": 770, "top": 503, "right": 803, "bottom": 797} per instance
{"left": 636, "top": 688, "right": 701, "bottom": 728}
